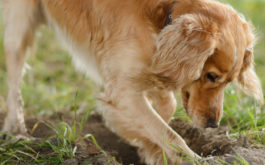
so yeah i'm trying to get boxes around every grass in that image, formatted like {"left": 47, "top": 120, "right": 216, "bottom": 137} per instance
{"left": 0, "top": 104, "right": 103, "bottom": 165}
{"left": 0, "top": 0, "right": 265, "bottom": 164}
{"left": 0, "top": 124, "right": 77, "bottom": 164}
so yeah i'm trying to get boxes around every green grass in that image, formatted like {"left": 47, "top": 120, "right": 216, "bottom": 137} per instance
{"left": 0, "top": 104, "right": 103, "bottom": 165}
{"left": 0, "top": 0, "right": 265, "bottom": 164}
{"left": 0, "top": 122, "right": 77, "bottom": 164}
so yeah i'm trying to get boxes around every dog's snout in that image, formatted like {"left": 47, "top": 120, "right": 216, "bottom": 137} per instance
{"left": 206, "top": 119, "right": 218, "bottom": 128}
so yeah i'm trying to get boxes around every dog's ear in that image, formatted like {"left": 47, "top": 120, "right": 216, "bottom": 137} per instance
{"left": 152, "top": 14, "right": 219, "bottom": 88}
{"left": 237, "top": 47, "right": 264, "bottom": 104}
{"left": 237, "top": 22, "right": 264, "bottom": 104}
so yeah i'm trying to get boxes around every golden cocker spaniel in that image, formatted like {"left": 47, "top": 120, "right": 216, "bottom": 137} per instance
{"left": 2, "top": 0, "right": 263, "bottom": 164}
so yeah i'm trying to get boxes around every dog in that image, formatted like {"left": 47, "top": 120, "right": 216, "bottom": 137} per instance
{"left": 2, "top": 0, "right": 264, "bottom": 164}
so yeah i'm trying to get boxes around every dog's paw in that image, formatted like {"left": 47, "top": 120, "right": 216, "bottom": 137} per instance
{"left": 1, "top": 122, "right": 30, "bottom": 140}
{"left": 138, "top": 145, "right": 181, "bottom": 165}
{"left": 1, "top": 133, "right": 35, "bottom": 141}
{"left": 0, "top": 128, "right": 36, "bottom": 140}
{"left": 0, "top": 131, "right": 35, "bottom": 141}
{"left": 137, "top": 143, "right": 201, "bottom": 165}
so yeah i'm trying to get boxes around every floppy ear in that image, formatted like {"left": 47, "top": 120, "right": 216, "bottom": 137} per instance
{"left": 152, "top": 14, "right": 219, "bottom": 88}
{"left": 237, "top": 48, "right": 264, "bottom": 104}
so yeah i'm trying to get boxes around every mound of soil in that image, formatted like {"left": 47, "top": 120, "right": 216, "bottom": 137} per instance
{"left": 1, "top": 113, "right": 265, "bottom": 165}
{"left": 170, "top": 119, "right": 265, "bottom": 164}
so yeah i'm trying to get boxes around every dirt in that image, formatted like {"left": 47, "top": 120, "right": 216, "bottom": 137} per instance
{"left": 0, "top": 113, "right": 265, "bottom": 165}
{"left": 170, "top": 119, "right": 265, "bottom": 164}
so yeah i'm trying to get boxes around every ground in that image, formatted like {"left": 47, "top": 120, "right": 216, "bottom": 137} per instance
{"left": 0, "top": 0, "right": 265, "bottom": 165}
{"left": 0, "top": 113, "right": 264, "bottom": 165}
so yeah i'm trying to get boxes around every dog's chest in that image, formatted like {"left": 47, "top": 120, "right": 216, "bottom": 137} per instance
{"left": 41, "top": 4, "right": 103, "bottom": 85}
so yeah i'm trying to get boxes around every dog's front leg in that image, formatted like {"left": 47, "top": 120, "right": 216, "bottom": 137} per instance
{"left": 98, "top": 82, "right": 199, "bottom": 165}
{"left": 146, "top": 89, "right": 176, "bottom": 123}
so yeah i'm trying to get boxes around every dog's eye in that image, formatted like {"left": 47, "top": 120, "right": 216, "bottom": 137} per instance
{"left": 206, "top": 73, "right": 218, "bottom": 83}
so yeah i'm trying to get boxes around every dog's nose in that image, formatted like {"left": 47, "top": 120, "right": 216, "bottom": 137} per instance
{"left": 206, "top": 119, "right": 218, "bottom": 128}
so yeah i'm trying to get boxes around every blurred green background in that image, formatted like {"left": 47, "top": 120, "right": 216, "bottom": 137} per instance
{"left": 0, "top": 0, "right": 264, "bottom": 144}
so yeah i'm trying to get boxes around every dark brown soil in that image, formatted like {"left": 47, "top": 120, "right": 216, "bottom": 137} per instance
{"left": 1, "top": 113, "right": 265, "bottom": 165}
{"left": 170, "top": 119, "right": 236, "bottom": 156}
{"left": 82, "top": 113, "right": 144, "bottom": 165}
{"left": 170, "top": 119, "right": 265, "bottom": 165}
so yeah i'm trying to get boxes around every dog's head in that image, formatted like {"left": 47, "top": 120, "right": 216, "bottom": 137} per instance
{"left": 152, "top": 0, "right": 264, "bottom": 128}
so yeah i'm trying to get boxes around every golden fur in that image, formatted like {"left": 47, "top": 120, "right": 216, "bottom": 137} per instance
{"left": 2, "top": 0, "right": 263, "bottom": 164}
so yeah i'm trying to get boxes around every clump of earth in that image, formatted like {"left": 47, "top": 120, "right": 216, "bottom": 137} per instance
{"left": 0, "top": 113, "right": 264, "bottom": 165}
